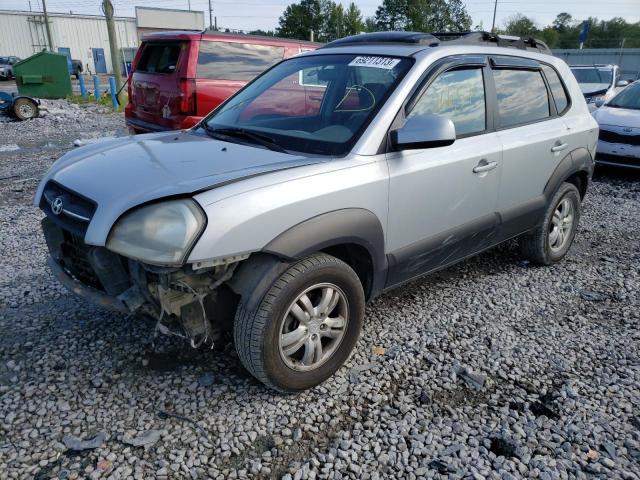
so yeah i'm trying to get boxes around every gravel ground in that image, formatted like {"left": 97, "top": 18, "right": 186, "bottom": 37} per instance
{"left": 1, "top": 102, "right": 639, "bottom": 479}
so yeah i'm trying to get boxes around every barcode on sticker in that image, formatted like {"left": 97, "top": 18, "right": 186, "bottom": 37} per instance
{"left": 348, "top": 56, "right": 401, "bottom": 70}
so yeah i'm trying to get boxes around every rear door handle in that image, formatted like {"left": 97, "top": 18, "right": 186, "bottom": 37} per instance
{"left": 473, "top": 160, "right": 498, "bottom": 173}
{"left": 551, "top": 143, "right": 568, "bottom": 153}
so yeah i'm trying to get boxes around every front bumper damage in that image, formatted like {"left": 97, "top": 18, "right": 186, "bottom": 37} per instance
{"left": 42, "top": 218, "right": 240, "bottom": 348}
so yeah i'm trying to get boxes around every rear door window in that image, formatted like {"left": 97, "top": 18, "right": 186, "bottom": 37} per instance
{"left": 137, "top": 43, "right": 183, "bottom": 74}
{"left": 541, "top": 65, "right": 569, "bottom": 114}
{"left": 493, "top": 69, "right": 550, "bottom": 128}
{"left": 197, "top": 42, "right": 284, "bottom": 81}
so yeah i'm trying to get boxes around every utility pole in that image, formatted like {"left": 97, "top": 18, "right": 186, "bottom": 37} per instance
{"left": 491, "top": 0, "right": 498, "bottom": 33}
{"left": 208, "top": 0, "right": 213, "bottom": 30}
{"left": 102, "top": 0, "right": 125, "bottom": 105}
{"left": 188, "top": 0, "right": 191, "bottom": 10}
{"left": 42, "top": 0, "right": 54, "bottom": 50}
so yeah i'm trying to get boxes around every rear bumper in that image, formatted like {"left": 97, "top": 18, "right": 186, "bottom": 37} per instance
{"left": 125, "top": 110, "right": 201, "bottom": 133}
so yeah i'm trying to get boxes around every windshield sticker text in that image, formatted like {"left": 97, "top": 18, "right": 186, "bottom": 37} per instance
{"left": 349, "top": 56, "right": 401, "bottom": 70}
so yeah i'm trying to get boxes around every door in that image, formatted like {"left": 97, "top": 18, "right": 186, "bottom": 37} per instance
{"left": 58, "top": 47, "right": 72, "bottom": 74}
{"left": 492, "top": 63, "right": 572, "bottom": 235}
{"left": 386, "top": 66, "right": 502, "bottom": 286}
{"left": 92, "top": 48, "right": 107, "bottom": 74}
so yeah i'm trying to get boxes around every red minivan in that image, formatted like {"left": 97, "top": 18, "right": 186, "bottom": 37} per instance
{"left": 125, "top": 31, "right": 320, "bottom": 133}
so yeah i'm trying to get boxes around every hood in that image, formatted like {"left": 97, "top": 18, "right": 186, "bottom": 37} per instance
{"left": 579, "top": 83, "right": 610, "bottom": 96}
{"left": 35, "top": 130, "right": 327, "bottom": 245}
{"left": 593, "top": 106, "right": 640, "bottom": 129}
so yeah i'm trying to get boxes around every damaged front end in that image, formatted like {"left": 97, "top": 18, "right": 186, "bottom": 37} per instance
{"left": 42, "top": 217, "right": 242, "bottom": 348}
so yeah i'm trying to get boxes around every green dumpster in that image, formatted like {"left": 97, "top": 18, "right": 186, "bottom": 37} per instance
{"left": 14, "top": 51, "right": 72, "bottom": 99}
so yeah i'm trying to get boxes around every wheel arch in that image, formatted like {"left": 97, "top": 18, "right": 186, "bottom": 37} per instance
{"left": 262, "top": 208, "right": 387, "bottom": 301}
{"left": 544, "top": 147, "right": 593, "bottom": 201}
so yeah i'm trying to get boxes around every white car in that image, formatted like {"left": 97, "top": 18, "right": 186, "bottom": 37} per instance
{"left": 592, "top": 81, "right": 640, "bottom": 169}
{"left": 570, "top": 65, "right": 629, "bottom": 110}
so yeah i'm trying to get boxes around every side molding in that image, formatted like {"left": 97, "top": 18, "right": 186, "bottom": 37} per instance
{"left": 263, "top": 209, "right": 387, "bottom": 298}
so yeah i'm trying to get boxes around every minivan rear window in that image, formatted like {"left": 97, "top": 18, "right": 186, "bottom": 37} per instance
{"left": 197, "top": 41, "right": 284, "bottom": 81}
{"left": 137, "top": 43, "right": 183, "bottom": 74}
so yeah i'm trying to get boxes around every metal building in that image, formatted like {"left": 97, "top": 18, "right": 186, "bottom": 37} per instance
{"left": 553, "top": 48, "right": 640, "bottom": 81}
{"left": 0, "top": 7, "right": 205, "bottom": 75}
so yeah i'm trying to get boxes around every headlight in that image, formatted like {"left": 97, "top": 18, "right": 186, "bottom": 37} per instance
{"left": 106, "top": 199, "right": 206, "bottom": 266}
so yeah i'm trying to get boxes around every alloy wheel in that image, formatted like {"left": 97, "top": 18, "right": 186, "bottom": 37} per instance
{"left": 548, "top": 198, "right": 574, "bottom": 252}
{"left": 278, "top": 283, "right": 349, "bottom": 371}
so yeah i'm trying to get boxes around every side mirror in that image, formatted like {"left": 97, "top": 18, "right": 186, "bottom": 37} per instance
{"left": 616, "top": 80, "right": 629, "bottom": 87}
{"left": 594, "top": 98, "right": 606, "bottom": 108}
{"left": 390, "top": 114, "right": 456, "bottom": 151}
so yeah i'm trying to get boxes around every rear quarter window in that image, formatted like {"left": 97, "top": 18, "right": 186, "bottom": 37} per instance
{"left": 137, "top": 43, "right": 183, "bottom": 74}
{"left": 197, "top": 41, "right": 285, "bottom": 81}
{"left": 542, "top": 65, "right": 569, "bottom": 114}
{"left": 493, "top": 69, "right": 550, "bottom": 128}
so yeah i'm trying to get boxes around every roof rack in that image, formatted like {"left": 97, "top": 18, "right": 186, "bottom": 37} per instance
{"left": 322, "top": 31, "right": 551, "bottom": 54}
{"left": 436, "top": 31, "right": 551, "bottom": 54}
{"left": 322, "top": 32, "right": 440, "bottom": 48}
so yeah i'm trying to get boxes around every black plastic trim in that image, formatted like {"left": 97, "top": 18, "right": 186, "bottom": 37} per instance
{"left": 263, "top": 208, "right": 387, "bottom": 299}
{"left": 386, "top": 213, "right": 499, "bottom": 287}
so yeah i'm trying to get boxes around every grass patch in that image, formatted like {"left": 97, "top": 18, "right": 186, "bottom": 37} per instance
{"left": 66, "top": 92, "right": 127, "bottom": 112}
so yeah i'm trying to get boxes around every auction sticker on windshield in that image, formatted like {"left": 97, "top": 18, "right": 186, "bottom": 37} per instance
{"left": 349, "top": 56, "right": 401, "bottom": 69}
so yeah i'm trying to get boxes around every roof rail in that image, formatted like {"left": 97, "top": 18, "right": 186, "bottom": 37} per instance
{"left": 434, "top": 31, "right": 551, "bottom": 54}
{"left": 322, "top": 30, "right": 551, "bottom": 54}
{"left": 322, "top": 32, "right": 439, "bottom": 48}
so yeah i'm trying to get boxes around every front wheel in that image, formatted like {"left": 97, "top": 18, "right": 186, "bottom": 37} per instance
{"left": 233, "top": 253, "right": 365, "bottom": 392}
{"left": 519, "top": 182, "right": 581, "bottom": 265}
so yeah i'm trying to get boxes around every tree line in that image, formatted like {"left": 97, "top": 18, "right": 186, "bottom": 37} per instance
{"left": 501, "top": 13, "right": 640, "bottom": 49}
{"left": 247, "top": 0, "right": 639, "bottom": 49}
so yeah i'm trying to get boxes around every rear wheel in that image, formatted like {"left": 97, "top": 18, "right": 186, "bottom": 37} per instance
{"left": 13, "top": 98, "right": 38, "bottom": 120}
{"left": 519, "top": 182, "right": 581, "bottom": 265}
{"left": 233, "top": 253, "right": 365, "bottom": 392}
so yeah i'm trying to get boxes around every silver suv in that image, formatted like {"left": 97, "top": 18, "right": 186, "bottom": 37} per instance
{"left": 36, "top": 32, "right": 598, "bottom": 392}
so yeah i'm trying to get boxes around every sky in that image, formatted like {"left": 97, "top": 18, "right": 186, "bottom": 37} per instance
{"left": 3, "top": 0, "right": 640, "bottom": 33}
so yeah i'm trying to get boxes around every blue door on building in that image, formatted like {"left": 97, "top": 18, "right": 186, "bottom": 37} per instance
{"left": 92, "top": 48, "right": 107, "bottom": 74}
{"left": 58, "top": 47, "right": 73, "bottom": 73}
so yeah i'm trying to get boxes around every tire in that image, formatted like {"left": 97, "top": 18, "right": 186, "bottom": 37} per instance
{"left": 519, "top": 182, "right": 581, "bottom": 265}
{"left": 13, "top": 98, "right": 38, "bottom": 120}
{"left": 233, "top": 253, "right": 365, "bottom": 392}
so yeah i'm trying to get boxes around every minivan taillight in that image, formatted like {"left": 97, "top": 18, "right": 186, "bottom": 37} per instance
{"left": 179, "top": 78, "right": 197, "bottom": 115}
{"left": 127, "top": 75, "right": 133, "bottom": 103}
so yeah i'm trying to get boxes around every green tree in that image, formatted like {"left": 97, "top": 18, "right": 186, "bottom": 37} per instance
{"left": 277, "top": 0, "right": 323, "bottom": 41}
{"left": 552, "top": 12, "right": 573, "bottom": 33}
{"left": 343, "top": 2, "right": 365, "bottom": 36}
{"left": 248, "top": 29, "right": 276, "bottom": 37}
{"left": 502, "top": 14, "right": 538, "bottom": 37}
{"left": 374, "top": 0, "right": 409, "bottom": 31}
{"left": 374, "top": 0, "right": 471, "bottom": 32}
{"left": 539, "top": 27, "right": 559, "bottom": 48}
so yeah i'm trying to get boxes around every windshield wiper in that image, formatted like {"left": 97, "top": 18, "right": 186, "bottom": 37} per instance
{"left": 201, "top": 124, "right": 287, "bottom": 153}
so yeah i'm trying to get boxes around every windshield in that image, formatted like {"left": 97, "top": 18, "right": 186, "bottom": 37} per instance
{"left": 202, "top": 53, "right": 412, "bottom": 155}
{"left": 0, "top": 57, "right": 10, "bottom": 65}
{"left": 608, "top": 82, "right": 640, "bottom": 110}
{"left": 571, "top": 67, "right": 613, "bottom": 85}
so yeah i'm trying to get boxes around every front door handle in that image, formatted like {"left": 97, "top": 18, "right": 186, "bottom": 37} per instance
{"left": 473, "top": 160, "right": 498, "bottom": 173}
{"left": 551, "top": 142, "right": 568, "bottom": 153}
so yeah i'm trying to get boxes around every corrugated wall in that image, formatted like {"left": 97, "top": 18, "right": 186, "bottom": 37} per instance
{"left": 0, "top": 10, "right": 138, "bottom": 74}
{"left": 553, "top": 48, "right": 640, "bottom": 81}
